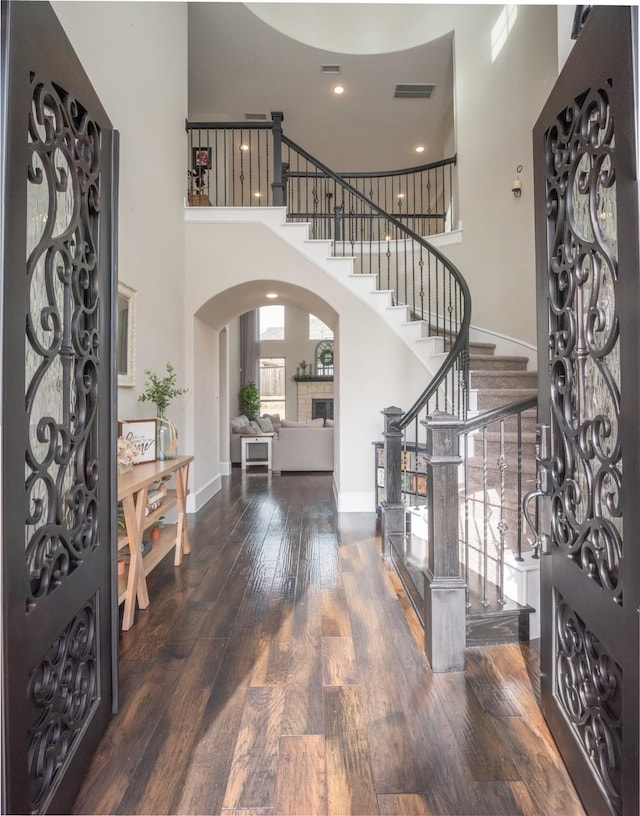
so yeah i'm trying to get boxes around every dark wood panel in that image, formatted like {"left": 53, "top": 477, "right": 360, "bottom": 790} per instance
{"left": 378, "top": 793, "right": 434, "bottom": 815}
{"left": 324, "top": 685, "right": 378, "bottom": 816}
{"left": 276, "top": 735, "right": 327, "bottom": 816}
{"left": 114, "top": 637, "right": 227, "bottom": 815}
{"left": 282, "top": 548, "right": 324, "bottom": 736}
{"left": 321, "top": 637, "right": 358, "bottom": 686}
{"left": 222, "top": 685, "right": 286, "bottom": 810}
{"left": 431, "top": 673, "right": 520, "bottom": 781}
{"left": 71, "top": 471, "right": 584, "bottom": 816}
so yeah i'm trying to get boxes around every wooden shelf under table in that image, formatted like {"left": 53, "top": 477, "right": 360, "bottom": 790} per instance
{"left": 117, "top": 455, "right": 193, "bottom": 630}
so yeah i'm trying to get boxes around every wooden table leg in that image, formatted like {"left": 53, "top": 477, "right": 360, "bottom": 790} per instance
{"left": 174, "top": 462, "right": 191, "bottom": 565}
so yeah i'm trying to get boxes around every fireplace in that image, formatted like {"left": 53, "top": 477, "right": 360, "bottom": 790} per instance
{"left": 295, "top": 378, "right": 334, "bottom": 422}
{"left": 312, "top": 398, "right": 334, "bottom": 421}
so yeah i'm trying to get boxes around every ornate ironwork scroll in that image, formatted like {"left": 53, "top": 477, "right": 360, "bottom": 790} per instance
{"left": 25, "top": 76, "right": 102, "bottom": 604}
{"left": 556, "top": 593, "right": 622, "bottom": 813}
{"left": 544, "top": 83, "right": 622, "bottom": 603}
{"left": 27, "top": 598, "right": 98, "bottom": 812}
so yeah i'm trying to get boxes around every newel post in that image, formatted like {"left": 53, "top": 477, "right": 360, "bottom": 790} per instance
{"left": 271, "top": 111, "right": 285, "bottom": 206}
{"left": 424, "top": 411, "right": 466, "bottom": 672}
{"left": 381, "top": 406, "right": 405, "bottom": 560}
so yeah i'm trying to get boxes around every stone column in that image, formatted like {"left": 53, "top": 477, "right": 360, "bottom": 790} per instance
{"left": 424, "top": 411, "right": 466, "bottom": 672}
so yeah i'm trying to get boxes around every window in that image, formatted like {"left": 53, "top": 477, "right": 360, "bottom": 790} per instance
{"left": 315, "top": 340, "right": 334, "bottom": 377}
{"left": 259, "top": 357, "right": 286, "bottom": 417}
{"left": 260, "top": 305, "right": 285, "bottom": 340}
{"left": 309, "top": 314, "right": 333, "bottom": 340}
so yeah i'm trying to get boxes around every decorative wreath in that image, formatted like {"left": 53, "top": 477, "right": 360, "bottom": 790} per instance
{"left": 319, "top": 345, "right": 334, "bottom": 367}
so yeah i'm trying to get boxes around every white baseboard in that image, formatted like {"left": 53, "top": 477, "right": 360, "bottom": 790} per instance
{"left": 187, "top": 473, "right": 222, "bottom": 514}
{"left": 220, "top": 460, "right": 232, "bottom": 477}
{"left": 503, "top": 551, "right": 541, "bottom": 639}
{"left": 336, "top": 490, "right": 376, "bottom": 513}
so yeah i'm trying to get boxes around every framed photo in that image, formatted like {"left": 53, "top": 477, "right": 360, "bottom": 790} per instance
{"left": 118, "top": 419, "right": 156, "bottom": 462}
{"left": 192, "top": 147, "right": 212, "bottom": 169}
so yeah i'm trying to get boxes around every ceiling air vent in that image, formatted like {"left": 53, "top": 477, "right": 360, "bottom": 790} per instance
{"left": 244, "top": 113, "right": 267, "bottom": 121}
{"left": 321, "top": 64, "right": 341, "bottom": 75}
{"left": 393, "top": 83, "right": 436, "bottom": 99}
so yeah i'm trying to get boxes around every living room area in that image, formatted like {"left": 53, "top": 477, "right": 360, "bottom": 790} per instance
{"left": 228, "top": 303, "right": 336, "bottom": 473}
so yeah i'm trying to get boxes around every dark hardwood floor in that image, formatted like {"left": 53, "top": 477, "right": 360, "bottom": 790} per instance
{"left": 73, "top": 469, "right": 586, "bottom": 815}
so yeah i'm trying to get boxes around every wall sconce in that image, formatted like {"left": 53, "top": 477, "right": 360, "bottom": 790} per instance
{"left": 512, "top": 165, "right": 523, "bottom": 198}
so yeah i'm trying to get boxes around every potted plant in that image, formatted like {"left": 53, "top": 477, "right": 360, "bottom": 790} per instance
{"left": 138, "top": 362, "right": 188, "bottom": 460}
{"left": 239, "top": 380, "right": 261, "bottom": 421}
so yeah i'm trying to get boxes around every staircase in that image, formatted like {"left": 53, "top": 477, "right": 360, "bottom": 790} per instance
{"left": 185, "top": 118, "right": 539, "bottom": 662}
{"left": 463, "top": 340, "right": 539, "bottom": 645}
{"left": 403, "top": 337, "right": 539, "bottom": 647}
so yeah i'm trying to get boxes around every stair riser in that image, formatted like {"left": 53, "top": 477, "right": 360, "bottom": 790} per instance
{"left": 469, "top": 356, "right": 529, "bottom": 372}
{"left": 476, "top": 391, "right": 537, "bottom": 411}
{"left": 466, "top": 612, "right": 530, "bottom": 647}
{"left": 470, "top": 371, "right": 538, "bottom": 390}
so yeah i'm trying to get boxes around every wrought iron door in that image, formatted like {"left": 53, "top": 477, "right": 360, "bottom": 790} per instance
{"left": 533, "top": 7, "right": 639, "bottom": 816}
{"left": 1, "top": 2, "right": 117, "bottom": 813}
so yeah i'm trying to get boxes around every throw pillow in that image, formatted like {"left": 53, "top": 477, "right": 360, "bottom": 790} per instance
{"left": 325, "top": 418, "right": 334, "bottom": 427}
{"left": 263, "top": 413, "right": 281, "bottom": 430}
{"left": 256, "top": 416, "right": 275, "bottom": 433}
{"left": 241, "top": 420, "right": 263, "bottom": 434}
{"left": 230, "top": 415, "right": 249, "bottom": 433}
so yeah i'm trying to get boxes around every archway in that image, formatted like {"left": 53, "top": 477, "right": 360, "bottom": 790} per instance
{"left": 186, "top": 281, "right": 339, "bottom": 511}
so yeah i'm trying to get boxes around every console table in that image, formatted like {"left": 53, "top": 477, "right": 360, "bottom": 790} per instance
{"left": 117, "top": 455, "right": 193, "bottom": 630}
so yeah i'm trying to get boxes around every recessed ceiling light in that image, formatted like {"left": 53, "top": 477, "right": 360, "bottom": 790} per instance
{"left": 266, "top": 292, "right": 278, "bottom": 299}
{"left": 239, "top": 143, "right": 249, "bottom": 152}
{"left": 415, "top": 145, "right": 425, "bottom": 153}
{"left": 333, "top": 85, "right": 345, "bottom": 95}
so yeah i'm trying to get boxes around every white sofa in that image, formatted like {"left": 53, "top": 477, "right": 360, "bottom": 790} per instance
{"left": 230, "top": 416, "right": 334, "bottom": 472}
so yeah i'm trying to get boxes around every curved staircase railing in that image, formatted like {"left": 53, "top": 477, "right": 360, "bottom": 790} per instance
{"left": 186, "top": 114, "right": 471, "bottom": 429}
{"left": 280, "top": 133, "right": 471, "bottom": 426}
{"left": 186, "top": 115, "right": 539, "bottom": 670}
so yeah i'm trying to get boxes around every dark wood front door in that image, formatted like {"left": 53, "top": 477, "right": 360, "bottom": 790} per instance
{"left": 1, "top": 2, "right": 117, "bottom": 812}
{"left": 533, "top": 7, "right": 639, "bottom": 816}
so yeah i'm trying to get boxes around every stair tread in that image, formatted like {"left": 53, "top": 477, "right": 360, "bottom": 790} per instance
{"left": 477, "top": 388, "right": 538, "bottom": 395}
{"left": 469, "top": 354, "right": 530, "bottom": 364}
{"left": 470, "top": 370, "right": 537, "bottom": 378}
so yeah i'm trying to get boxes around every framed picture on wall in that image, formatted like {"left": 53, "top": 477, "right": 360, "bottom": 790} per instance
{"left": 192, "top": 147, "right": 212, "bottom": 169}
{"left": 118, "top": 419, "right": 157, "bottom": 462}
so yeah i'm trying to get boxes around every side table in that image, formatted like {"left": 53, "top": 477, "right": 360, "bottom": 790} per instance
{"left": 241, "top": 434, "right": 274, "bottom": 471}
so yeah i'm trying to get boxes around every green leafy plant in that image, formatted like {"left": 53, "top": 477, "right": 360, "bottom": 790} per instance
{"left": 239, "top": 380, "right": 261, "bottom": 421}
{"left": 138, "top": 362, "right": 188, "bottom": 412}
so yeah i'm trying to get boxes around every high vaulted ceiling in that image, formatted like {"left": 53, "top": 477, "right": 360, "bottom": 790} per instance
{"left": 188, "top": 3, "right": 454, "bottom": 172}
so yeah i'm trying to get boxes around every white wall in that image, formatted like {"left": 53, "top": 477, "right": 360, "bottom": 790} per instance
{"left": 247, "top": 4, "right": 558, "bottom": 347}
{"left": 185, "top": 219, "right": 428, "bottom": 511}
{"left": 52, "top": 1, "right": 189, "bottom": 426}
